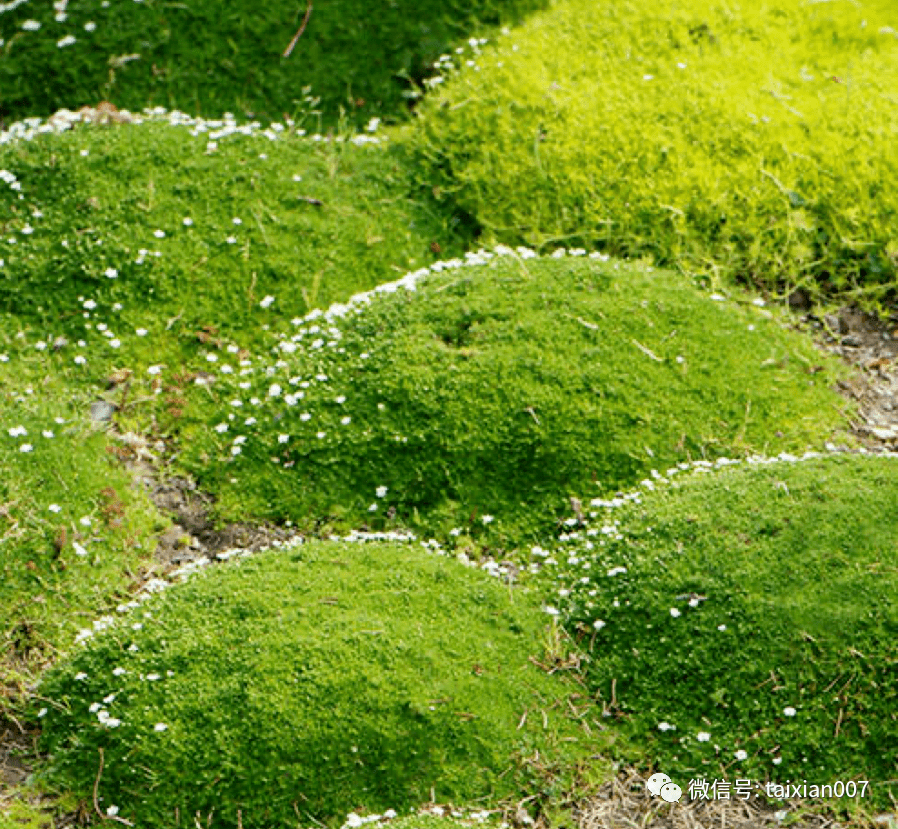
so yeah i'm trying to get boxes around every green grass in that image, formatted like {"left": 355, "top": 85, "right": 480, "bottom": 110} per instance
{"left": 0, "top": 313, "right": 165, "bottom": 702}
{"left": 31, "top": 539, "right": 605, "bottom": 829}
{"left": 404, "top": 0, "right": 898, "bottom": 309}
{"left": 166, "top": 251, "right": 857, "bottom": 548}
{"left": 539, "top": 453, "right": 898, "bottom": 811}
{"left": 0, "top": 0, "right": 546, "bottom": 130}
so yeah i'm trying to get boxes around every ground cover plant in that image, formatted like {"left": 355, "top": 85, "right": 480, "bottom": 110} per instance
{"left": 32, "top": 538, "right": 606, "bottom": 829}
{"left": 0, "top": 0, "right": 546, "bottom": 130}
{"left": 167, "top": 250, "right": 857, "bottom": 548}
{"left": 0, "top": 114, "right": 474, "bottom": 346}
{"left": 0, "top": 312, "right": 165, "bottom": 713}
{"left": 405, "top": 0, "right": 898, "bottom": 310}
{"left": 539, "top": 453, "right": 898, "bottom": 811}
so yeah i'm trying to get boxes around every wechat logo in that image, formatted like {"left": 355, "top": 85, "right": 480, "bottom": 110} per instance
{"left": 647, "top": 772, "right": 682, "bottom": 803}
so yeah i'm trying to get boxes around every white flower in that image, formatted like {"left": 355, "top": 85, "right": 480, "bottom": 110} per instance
{"left": 300, "top": 412, "right": 312, "bottom": 421}
{"left": 783, "top": 706, "right": 797, "bottom": 717}
{"left": 146, "top": 673, "right": 160, "bottom": 681}
{"left": 89, "top": 702, "right": 102, "bottom": 713}
{"left": 268, "top": 383, "right": 281, "bottom": 397}
{"left": 105, "top": 718, "right": 121, "bottom": 728}
{"left": 104, "top": 267, "right": 118, "bottom": 279}
{"left": 376, "top": 486, "right": 388, "bottom": 498}
{"left": 481, "top": 514, "right": 494, "bottom": 524}
{"left": 153, "top": 229, "right": 165, "bottom": 238}
{"left": 657, "top": 722, "right": 675, "bottom": 732}
{"left": 73, "top": 542, "right": 88, "bottom": 556}
{"left": 734, "top": 749, "right": 748, "bottom": 761}
{"left": 106, "top": 806, "right": 119, "bottom": 817}
{"left": 147, "top": 365, "right": 163, "bottom": 375}
{"left": 8, "top": 426, "right": 26, "bottom": 437}
{"left": 341, "top": 416, "right": 351, "bottom": 425}
{"left": 278, "top": 434, "right": 290, "bottom": 444}
{"left": 183, "top": 217, "right": 193, "bottom": 226}
{"left": 19, "top": 443, "right": 33, "bottom": 453}
{"left": 85, "top": 21, "right": 97, "bottom": 31}
{"left": 593, "top": 619, "right": 606, "bottom": 630}
{"left": 696, "top": 732, "right": 711, "bottom": 742}
{"left": 717, "top": 624, "right": 727, "bottom": 631}
{"left": 154, "top": 723, "right": 168, "bottom": 732}
{"left": 543, "top": 606, "right": 560, "bottom": 616}
{"left": 37, "top": 707, "right": 48, "bottom": 717}
{"left": 22, "top": 19, "right": 41, "bottom": 30}
{"left": 260, "top": 295, "right": 275, "bottom": 309}
{"left": 772, "top": 757, "right": 783, "bottom": 765}
{"left": 136, "top": 328, "right": 148, "bottom": 336}
{"left": 368, "top": 503, "right": 378, "bottom": 512}
{"left": 670, "top": 608, "right": 681, "bottom": 618}
{"left": 316, "top": 431, "right": 326, "bottom": 439}
{"left": 74, "top": 672, "right": 88, "bottom": 681}
{"left": 112, "top": 667, "right": 126, "bottom": 676}
{"left": 80, "top": 516, "right": 91, "bottom": 527}
{"left": 232, "top": 217, "right": 242, "bottom": 225}
{"left": 226, "top": 236, "right": 236, "bottom": 244}
{"left": 214, "top": 423, "right": 229, "bottom": 433}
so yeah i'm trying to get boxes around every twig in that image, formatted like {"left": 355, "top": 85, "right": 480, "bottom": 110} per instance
{"left": 631, "top": 338, "right": 663, "bottom": 362}
{"left": 282, "top": 0, "right": 313, "bottom": 59}
{"left": 94, "top": 748, "right": 135, "bottom": 826}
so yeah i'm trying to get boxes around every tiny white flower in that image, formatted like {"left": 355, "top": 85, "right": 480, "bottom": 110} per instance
{"left": 657, "top": 722, "right": 675, "bottom": 732}
{"left": 341, "top": 416, "right": 351, "bottom": 425}
{"left": 369, "top": 503, "right": 378, "bottom": 512}
{"left": 136, "top": 328, "right": 148, "bottom": 336}
{"left": 214, "top": 423, "right": 229, "bottom": 433}
{"left": 481, "top": 515, "right": 494, "bottom": 524}
{"left": 154, "top": 723, "right": 168, "bottom": 732}
{"left": 19, "top": 443, "right": 33, "bottom": 453}
{"left": 696, "top": 731, "right": 711, "bottom": 742}
{"left": 73, "top": 542, "right": 88, "bottom": 556}
{"left": 670, "top": 608, "right": 681, "bottom": 618}
{"left": 37, "top": 707, "right": 48, "bottom": 717}
{"left": 206, "top": 353, "right": 218, "bottom": 363}
{"left": 89, "top": 702, "right": 102, "bottom": 713}
{"left": 183, "top": 217, "right": 193, "bottom": 226}
{"left": 147, "top": 365, "right": 163, "bottom": 375}
{"left": 376, "top": 486, "right": 388, "bottom": 498}
{"left": 226, "top": 236, "right": 237, "bottom": 244}
{"left": 103, "top": 693, "right": 116, "bottom": 704}
{"left": 783, "top": 706, "right": 797, "bottom": 717}
{"left": 146, "top": 673, "right": 160, "bottom": 681}
{"left": 232, "top": 217, "right": 242, "bottom": 225}
{"left": 153, "top": 229, "right": 165, "bottom": 238}
{"left": 734, "top": 749, "right": 748, "bottom": 761}
{"left": 74, "top": 672, "right": 88, "bottom": 680}
{"left": 22, "top": 19, "right": 41, "bottom": 31}
{"left": 300, "top": 412, "right": 312, "bottom": 421}
{"left": 105, "top": 718, "right": 121, "bottom": 728}
{"left": 543, "top": 606, "right": 560, "bottom": 616}
{"left": 105, "top": 267, "right": 118, "bottom": 278}
{"left": 717, "top": 624, "right": 727, "bottom": 631}
{"left": 772, "top": 757, "right": 783, "bottom": 765}
{"left": 109, "top": 339, "right": 121, "bottom": 348}
{"left": 268, "top": 383, "right": 281, "bottom": 397}
{"left": 74, "top": 355, "right": 87, "bottom": 365}
{"left": 278, "top": 434, "right": 290, "bottom": 444}
{"left": 593, "top": 619, "right": 606, "bottom": 630}
{"left": 316, "top": 431, "right": 326, "bottom": 439}
{"left": 112, "top": 667, "right": 126, "bottom": 676}
{"left": 260, "top": 295, "right": 275, "bottom": 309}
{"left": 106, "top": 806, "right": 119, "bottom": 817}
{"left": 80, "top": 516, "right": 91, "bottom": 527}
{"left": 85, "top": 21, "right": 97, "bottom": 31}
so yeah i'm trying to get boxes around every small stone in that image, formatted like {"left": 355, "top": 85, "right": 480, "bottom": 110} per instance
{"left": 841, "top": 334, "right": 863, "bottom": 347}
{"left": 89, "top": 400, "right": 116, "bottom": 422}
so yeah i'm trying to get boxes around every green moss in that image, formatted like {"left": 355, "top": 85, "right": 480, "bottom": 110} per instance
{"left": 172, "top": 252, "right": 856, "bottom": 548}
{"left": 404, "top": 0, "right": 898, "bottom": 308}
{"left": 34, "top": 540, "right": 603, "bottom": 828}
{"left": 0, "top": 0, "right": 546, "bottom": 130}
{"left": 541, "top": 453, "right": 898, "bottom": 809}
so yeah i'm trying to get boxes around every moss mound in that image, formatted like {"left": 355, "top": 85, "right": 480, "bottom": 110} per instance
{"left": 35, "top": 540, "right": 598, "bottom": 828}
{"left": 175, "top": 252, "right": 854, "bottom": 546}
{"left": 0, "top": 0, "right": 545, "bottom": 129}
{"left": 542, "top": 453, "right": 898, "bottom": 808}
{"left": 405, "top": 0, "right": 898, "bottom": 308}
